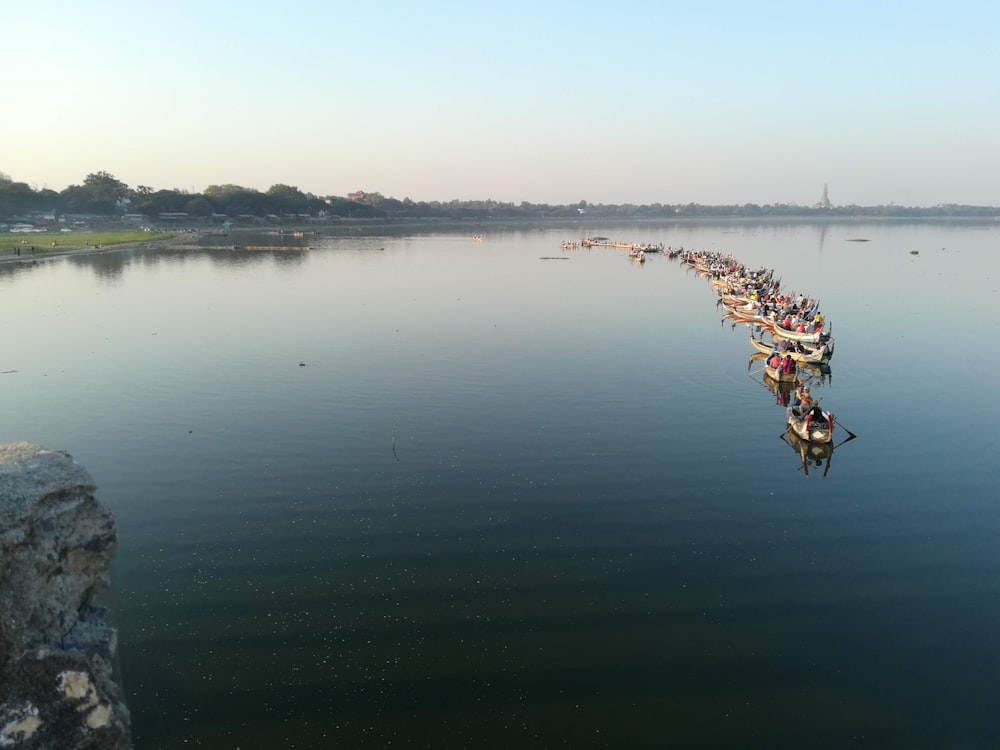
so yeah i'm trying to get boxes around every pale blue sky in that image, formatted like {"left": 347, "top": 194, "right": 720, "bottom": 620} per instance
{"left": 2, "top": 0, "right": 997, "bottom": 206}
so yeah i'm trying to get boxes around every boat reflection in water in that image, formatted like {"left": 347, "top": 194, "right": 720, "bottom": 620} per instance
{"left": 750, "top": 353, "right": 832, "bottom": 403}
{"left": 785, "top": 425, "right": 836, "bottom": 477}
{"left": 749, "top": 352, "right": 856, "bottom": 476}
{"left": 763, "top": 369, "right": 796, "bottom": 405}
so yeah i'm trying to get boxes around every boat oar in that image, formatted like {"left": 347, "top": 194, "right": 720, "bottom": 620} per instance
{"left": 833, "top": 429, "right": 858, "bottom": 446}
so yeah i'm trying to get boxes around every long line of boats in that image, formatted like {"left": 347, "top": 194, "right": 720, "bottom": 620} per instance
{"left": 681, "top": 251, "right": 836, "bottom": 445}
{"left": 675, "top": 248, "right": 854, "bottom": 468}
{"left": 560, "top": 237, "right": 854, "bottom": 473}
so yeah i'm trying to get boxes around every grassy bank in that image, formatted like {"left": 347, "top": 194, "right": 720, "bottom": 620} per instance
{"left": 0, "top": 230, "right": 174, "bottom": 253}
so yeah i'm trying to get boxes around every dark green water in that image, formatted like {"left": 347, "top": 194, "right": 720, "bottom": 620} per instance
{"left": 2, "top": 221, "right": 998, "bottom": 748}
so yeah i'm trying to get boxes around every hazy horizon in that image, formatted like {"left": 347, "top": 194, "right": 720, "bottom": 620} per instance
{"left": 3, "top": 1, "right": 998, "bottom": 207}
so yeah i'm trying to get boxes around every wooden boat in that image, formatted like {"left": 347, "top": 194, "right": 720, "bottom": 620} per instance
{"left": 728, "top": 303, "right": 772, "bottom": 325}
{"left": 749, "top": 330, "right": 833, "bottom": 364}
{"left": 786, "top": 403, "right": 835, "bottom": 444}
{"left": 762, "top": 355, "right": 798, "bottom": 383}
{"left": 772, "top": 321, "right": 825, "bottom": 344}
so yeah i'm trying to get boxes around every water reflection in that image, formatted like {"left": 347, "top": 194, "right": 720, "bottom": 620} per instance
{"left": 784, "top": 424, "right": 836, "bottom": 477}
{"left": 5, "top": 221, "right": 999, "bottom": 748}
{"left": 67, "top": 250, "right": 129, "bottom": 281}
{"left": 749, "top": 352, "right": 796, "bottom": 406}
{"left": 0, "top": 259, "right": 41, "bottom": 280}
{"left": 67, "top": 244, "right": 311, "bottom": 278}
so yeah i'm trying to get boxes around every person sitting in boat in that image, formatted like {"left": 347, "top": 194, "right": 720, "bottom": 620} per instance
{"left": 782, "top": 315, "right": 793, "bottom": 329}
{"left": 781, "top": 354, "right": 795, "bottom": 373}
{"left": 768, "top": 352, "right": 782, "bottom": 369}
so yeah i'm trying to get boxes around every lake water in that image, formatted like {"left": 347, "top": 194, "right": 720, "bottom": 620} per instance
{"left": 2, "top": 220, "right": 999, "bottom": 748}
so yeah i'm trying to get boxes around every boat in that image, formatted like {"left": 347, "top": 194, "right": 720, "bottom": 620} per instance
{"left": 762, "top": 353, "right": 798, "bottom": 383}
{"left": 749, "top": 329, "right": 833, "bottom": 363}
{"left": 753, "top": 354, "right": 798, "bottom": 405}
{"left": 727, "top": 302, "right": 772, "bottom": 325}
{"left": 771, "top": 320, "right": 827, "bottom": 345}
{"left": 786, "top": 403, "right": 835, "bottom": 444}
{"left": 582, "top": 238, "right": 662, "bottom": 252}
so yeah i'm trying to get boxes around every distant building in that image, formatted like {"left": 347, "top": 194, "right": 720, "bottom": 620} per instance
{"left": 815, "top": 184, "right": 833, "bottom": 209}
{"left": 348, "top": 191, "right": 367, "bottom": 202}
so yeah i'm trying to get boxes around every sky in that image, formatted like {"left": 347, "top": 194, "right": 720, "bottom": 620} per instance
{"left": 2, "top": 0, "right": 998, "bottom": 207}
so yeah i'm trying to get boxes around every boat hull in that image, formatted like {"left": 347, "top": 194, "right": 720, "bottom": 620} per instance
{"left": 786, "top": 405, "right": 834, "bottom": 444}
{"left": 764, "top": 363, "right": 798, "bottom": 383}
{"left": 772, "top": 324, "right": 823, "bottom": 344}
{"left": 749, "top": 332, "right": 833, "bottom": 363}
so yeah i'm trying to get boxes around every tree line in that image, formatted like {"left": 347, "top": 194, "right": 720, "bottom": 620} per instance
{"left": 2, "top": 171, "right": 997, "bottom": 224}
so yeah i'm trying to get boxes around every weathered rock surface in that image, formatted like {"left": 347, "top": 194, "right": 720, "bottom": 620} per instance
{"left": 0, "top": 443, "right": 130, "bottom": 749}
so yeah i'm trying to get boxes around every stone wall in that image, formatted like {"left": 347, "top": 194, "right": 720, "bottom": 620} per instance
{"left": 0, "top": 443, "right": 130, "bottom": 749}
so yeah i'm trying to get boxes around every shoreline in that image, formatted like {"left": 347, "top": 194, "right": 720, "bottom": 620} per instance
{"left": 3, "top": 213, "right": 996, "bottom": 267}
{"left": 0, "top": 235, "right": 186, "bottom": 265}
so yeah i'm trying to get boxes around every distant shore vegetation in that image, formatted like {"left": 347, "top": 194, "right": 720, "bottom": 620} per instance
{"left": 2, "top": 171, "right": 997, "bottom": 231}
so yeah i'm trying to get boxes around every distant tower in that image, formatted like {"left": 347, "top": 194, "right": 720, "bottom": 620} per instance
{"left": 816, "top": 184, "right": 833, "bottom": 209}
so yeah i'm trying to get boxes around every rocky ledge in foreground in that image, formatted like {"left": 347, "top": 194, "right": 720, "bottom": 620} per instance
{"left": 0, "top": 443, "right": 130, "bottom": 749}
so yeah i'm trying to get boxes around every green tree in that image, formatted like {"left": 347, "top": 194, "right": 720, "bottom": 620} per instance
{"left": 83, "top": 171, "right": 129, "bottom": 213}
{"left": 0, "top": 179, "right": 42, "bottom": 218}
{"left": 266, "top": 184, "right": 309, "bottom": 214}
{"left": 204, "top": 184, "right": 269, "bottom": 216}
{"left": 185, "top": 197, "right": 213, "bottom": 217}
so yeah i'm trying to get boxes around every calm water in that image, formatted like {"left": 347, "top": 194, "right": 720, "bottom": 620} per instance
{"left": 2, "top": 221, "right": 999, "bottom": 748}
